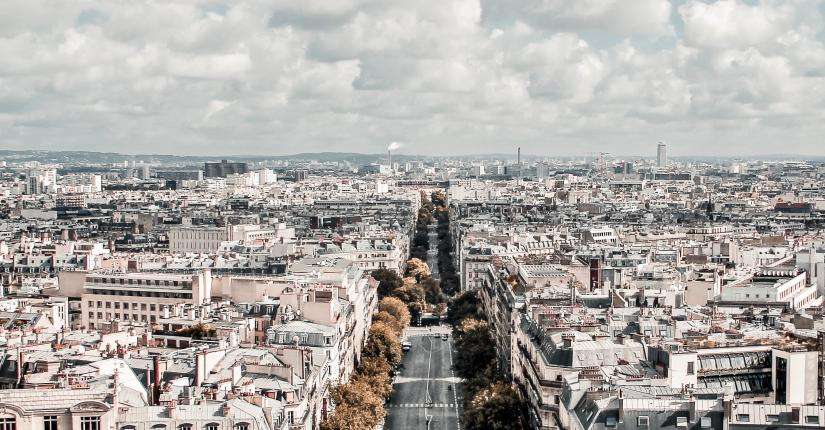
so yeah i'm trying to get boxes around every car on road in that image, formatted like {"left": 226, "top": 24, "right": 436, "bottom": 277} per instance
{"left": 441, "top": 333, "right": 448, "bottom": 341}
{"left": 402, "top": 341, "right": 412, "bottom": 351}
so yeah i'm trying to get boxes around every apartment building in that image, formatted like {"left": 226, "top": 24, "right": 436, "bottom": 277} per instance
{"left": 60, "top": 270, "right": 213, "bottom": 330}
{"left": 0, "top": 388, "right": 121, "bottom": 430}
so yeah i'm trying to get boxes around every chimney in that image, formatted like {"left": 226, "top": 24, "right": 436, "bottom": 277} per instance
{"left": 16, "top": 349, "right": 25, "bottom": 388}
{"left": 561, "top": 333, "right": 574, "bottom": 348}
{"left": 152, "top": 355, "right": 162, "bottom": 405}
{"left": 195, "top": 351, "right": 204, "bottom": 387}
{"left": 617, "top": 391, "right": 624, "bottom": 422}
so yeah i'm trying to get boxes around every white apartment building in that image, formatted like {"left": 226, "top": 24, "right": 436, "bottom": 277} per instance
{"left": 68, "top": 270, "right": 212, "bottom": 330}
{"left": 720, "top": 270, "right": 821, "bottom": 310}
{"left": 169, "top": 224, "right": 294, "bottom": 254}
{"left": 0, "top": 388, "right": 119, "bottom": 430}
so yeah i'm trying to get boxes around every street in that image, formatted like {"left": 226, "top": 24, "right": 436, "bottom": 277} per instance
{"left": 384, "top": 326, "right": 463, "bottom": 430}
{"left": 427, "top": 224, "right": 440, "bottom": 280}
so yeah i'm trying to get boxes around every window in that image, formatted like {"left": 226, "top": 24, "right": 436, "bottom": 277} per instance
{"left": 178, "top": 424, "right": 192, "bottom": 430}
{"left": 687, "top": 362, "right": 694, "bottom": 375}
{"left": 44, "top": 415, "right": 58, "bottom": 430}
{"left": 288, "top": 411, "right": 295, "bottom": 425}
{"left": 121, "top": 426, "right": 136, "bottom": 430}
{"left": 806, "top": 416, "right": 820, "bottom": 424}
{"left": 235, "top": 423, "right": 249, "bottom": 430}
{"left": 1, "top": 418, "right": 17, "bottom": 430}
{"left": 80, "top": 417, "right": 100, "bottom": 430}
{"left": 766, "top": 415, "right": 780, "bottom": 423}
{"left": 637, "top": 416, "right": 649, "bottom": 427}
{"left": 737, "top": 414, "right": 750, "bottom": 423}
{"left": 151, "top": 425, "right": 166, "bottom": 430}
{"left": 700, "top": 417, "right": 712, "bottom": 428}
{"left": 205, "top": 424, "right": 219, "bottom": 430}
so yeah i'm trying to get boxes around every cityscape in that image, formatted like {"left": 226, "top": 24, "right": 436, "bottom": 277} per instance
{"left": 1, "top": 149, "right": 825, "bottom": 430}
{"left": 3, "top": 1, "right": 825, "bottom": 430}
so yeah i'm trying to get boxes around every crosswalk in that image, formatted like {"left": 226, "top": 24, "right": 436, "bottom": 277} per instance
{"left": 387, "top": 403, "right": 455, "bottom": 408}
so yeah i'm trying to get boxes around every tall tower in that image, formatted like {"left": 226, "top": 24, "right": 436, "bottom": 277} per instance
{"left": 656, "top": 142, "right": 667, "bottom": 168}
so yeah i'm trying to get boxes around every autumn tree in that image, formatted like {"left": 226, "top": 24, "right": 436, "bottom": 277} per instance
{"left": 363, "top": 321, "right": 403, "bottom": 367}
{"left": 391, "top": 284, "right": 427, "bottom": 323}
{"left": 351, "top": 355, "right": 393, "bottom": 399}
{"left": 405, "top": 257, "right": 431, "bottom": 280}
{"left": 463, "top": 382, "right": 530, "bottom": 430}
{"left": 372, "top": 311, "right": 403, "bottom": 336}
{"left": 378, "top": 297, "right": 411, "bottom": 330}
{"left": 320, "top": 380, "right": 386, "bottom": 430}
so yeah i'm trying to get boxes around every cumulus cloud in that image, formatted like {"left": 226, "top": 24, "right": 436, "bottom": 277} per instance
{"left": 0, "top": 0, "right": 824, "bottom": 156}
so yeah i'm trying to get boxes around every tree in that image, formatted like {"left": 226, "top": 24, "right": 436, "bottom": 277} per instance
{"left": 420, "top": 277, "right": 446, "bottom": 304}
{"left": 378, "top": 297, "right": 411, "bottom": 330}
{"left": 372, "top": 268, "right": 403, "bottom": 298}
{"left": 363, "top": 321, "right": 403, "bottom": 367}
{"left": 446, "top": 291, "right": 483, "bottom": 326}
{"left": 391, "top": 284, "right": 427, "bottom": 323}
{"left": 352, "top": 355, "right": 393, "bottom": 400}
{"left": 320, "top": 379, "right": 386, "bottom": 430}
{"left": 433, "top": 303, "right": 447, "bottom": 318}
{"left": 372, "top": 311, "right": 403, "bottom": 336}
{"left": 453, "top": 318, "right": 496, "bottom": 381}
{"left": 463, "top": 382, "right": 530, "bottom": 430}
{"left": 405, "top": 258, "right": 431, "bottom": 280}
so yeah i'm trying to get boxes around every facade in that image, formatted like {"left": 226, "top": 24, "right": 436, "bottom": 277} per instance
{"left": 204, "top": 161, "right": 249, "bottom": 178}
{"left": 73, "top": 270, "right": 213, "bottom": 330}
{"left": 657, "top": 142, "right": 668, "bottom": 168}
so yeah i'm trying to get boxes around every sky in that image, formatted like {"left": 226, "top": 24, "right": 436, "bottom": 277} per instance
{"left": 1, "top": 0, "right": 824, "bottom": 157}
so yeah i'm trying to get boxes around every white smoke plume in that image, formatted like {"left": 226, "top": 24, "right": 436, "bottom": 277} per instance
{"left": 387, "top": 142, "right": 403, "bottom": 151}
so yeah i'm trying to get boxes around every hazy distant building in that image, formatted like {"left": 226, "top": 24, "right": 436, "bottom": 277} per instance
{"left": 204, "top": 160, "right": 249, "bottom": 178}
{"left": 535, "top": 162, "right": 550, "bottom": 179}
{"left": 657, "top": 142, "right": 668, "bottom": 168}
{"left": 154, "top": 170, "right": 204, "bottom": 181}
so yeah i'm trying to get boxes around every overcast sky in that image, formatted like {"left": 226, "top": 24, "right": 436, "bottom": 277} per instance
{"left": 1, "top": 0, "right": 824, "bottom": 157}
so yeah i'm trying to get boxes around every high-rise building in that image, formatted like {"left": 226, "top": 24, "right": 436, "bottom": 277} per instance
{"left": 204, "top": 160, "right": 249, "bottom": 178}
{"left": 657, "top": 142, "right": 667, "bottom": 168}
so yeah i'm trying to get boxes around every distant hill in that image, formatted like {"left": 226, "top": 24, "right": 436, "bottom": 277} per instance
{"left": 0, "top": 149, "right": 822, "bottom": 165}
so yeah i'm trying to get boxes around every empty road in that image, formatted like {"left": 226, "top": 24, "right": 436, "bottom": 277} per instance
{"left": 384, "top": 327, "right": 462, "bottom": 429}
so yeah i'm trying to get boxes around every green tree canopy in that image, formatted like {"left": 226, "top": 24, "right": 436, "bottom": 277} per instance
{"left": 463, "top": 382, "right": 530, "bottom": 430}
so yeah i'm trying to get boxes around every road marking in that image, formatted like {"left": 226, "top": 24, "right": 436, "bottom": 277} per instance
{"left": 387, "top": 404, "right": 455, "bottom": 409}
{"left": 448, "top": 338, "right": 462, "bottom": 430}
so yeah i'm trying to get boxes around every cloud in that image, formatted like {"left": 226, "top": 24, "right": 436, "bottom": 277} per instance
{"left": 679, "top": 0, "right": 796, "bottom": 49}
{"left": 0, "top": 0, "right": 824, "bottom": 156}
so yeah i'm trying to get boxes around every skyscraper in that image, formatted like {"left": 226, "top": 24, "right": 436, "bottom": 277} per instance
{"left": 657, "top": 142, "right": 667, "bottom": 168}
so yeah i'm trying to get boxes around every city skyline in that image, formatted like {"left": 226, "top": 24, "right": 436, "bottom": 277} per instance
{"left": 2, "top": 0, "right": 825, "bottom": 156}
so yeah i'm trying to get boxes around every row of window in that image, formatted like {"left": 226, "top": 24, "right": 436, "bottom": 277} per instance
{"left": 121, "top": 422, "right": 247, "bottom": 430}
{"left": 88, "top": 312, "right": 157, "bottom": 323}
{"left": 88, "top": 301, "right": 161, "bottom": 311}
{"left": 736, "top": 413, "right": 820, "bottom": 424}
{"left": 90, "top": 278, "right": 188, "bottom": 287}
{"left": 88, "top": 289, "right": 192, "bottom": 299}
{"left": 0, "top": 415, "right": 98, "bottom": 430}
